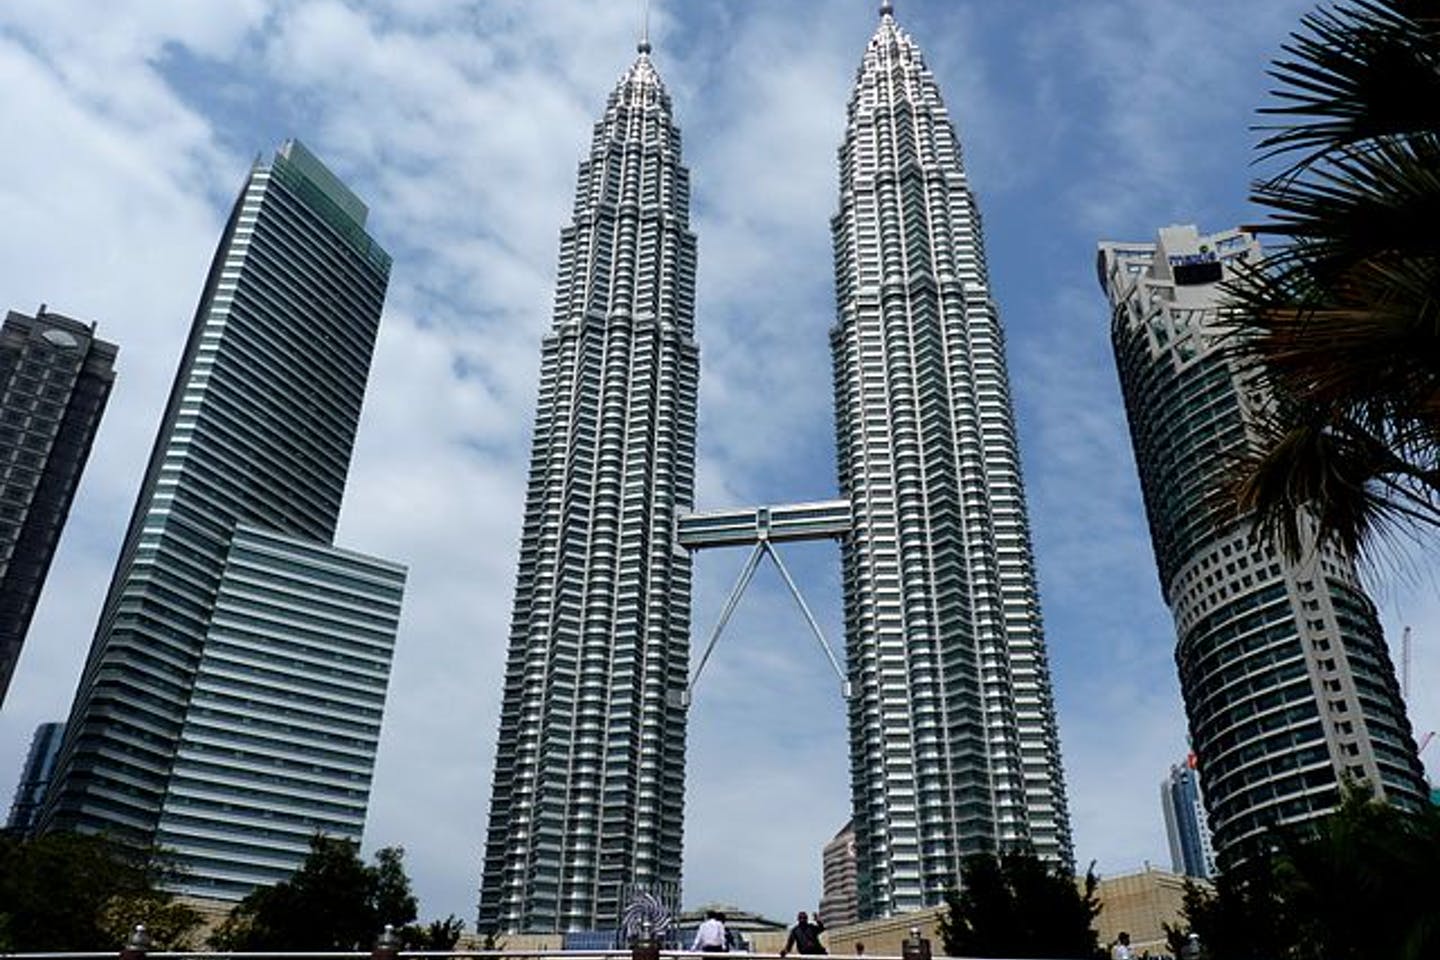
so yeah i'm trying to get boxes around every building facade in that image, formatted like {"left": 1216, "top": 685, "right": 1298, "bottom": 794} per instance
{"left": 1160, "top": 757, "right": 1216, "bottom": 879}
{"left": 5, "top": 720, "right": 65, "bottom": 834}
{"left": 830, "top": 5, "right": 1072, "bottom": 916}
{"left": 477, "top": 40, "right": 698, "bottom": 934}
{"left": 41, "top": 140, "right": 405, "bottom": 900}
{"left": 0, "top": 309, "right": 115, "bottom": 706}
{"left": 820, "top": 819, "right": 859, "bottom": 928}
{"left": 1101, "top": 224, "right": 1429, "bottom": 869}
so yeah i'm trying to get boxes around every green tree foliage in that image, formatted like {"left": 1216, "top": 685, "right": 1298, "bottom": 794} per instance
{"left": 402, "top": 915, "right": 466, "bottom": 950}
{"left": 209, "top": 836, "right": 418, "bottom": 950}
{"left": 1177, "top": 792, "right": 1440, "bottom": 960}
{"left": 0, "top": 832, "right": 200, "bottom": 951}
{"left": 1223, "top": 0, "right": 1440, "bottom": 561}
{"left": 938, "top": 847, "right": 1103, "bottom": 959}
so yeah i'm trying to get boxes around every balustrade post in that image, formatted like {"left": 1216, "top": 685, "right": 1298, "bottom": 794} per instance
{"left": 374, "top": 923, "right": 402, "bottom": 960}
{"left": 900, "top": 927, "right": 930, "bottom": 960}
{"left": 632, "top": 919, "right": 660, "bottom": 960}
{"left": 119, "top": 924, "right": 151, "bottom": 960}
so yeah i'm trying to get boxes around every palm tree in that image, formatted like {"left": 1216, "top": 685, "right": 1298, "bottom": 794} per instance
{"left": 1224, "top": 0, "right": 1440, "bottom": 561}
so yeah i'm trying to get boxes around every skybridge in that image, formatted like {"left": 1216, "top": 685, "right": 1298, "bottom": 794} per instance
{"left": 675, "top": 499, "right": 852, "bottom": 706}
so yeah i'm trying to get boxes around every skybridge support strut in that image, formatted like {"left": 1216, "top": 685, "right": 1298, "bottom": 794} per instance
{"left": 676, "top": 500, "right": 853, "bottom": 706}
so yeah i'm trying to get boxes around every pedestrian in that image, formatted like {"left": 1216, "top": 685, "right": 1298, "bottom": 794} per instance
{"left": 1111, "top": 932, "right": 1132, "bottom": 960}
{"left": 692, "top": 910, "right": 728, "bottom": 952}
{"left": 780, "top": 910, "right": 827, "bottom": 956}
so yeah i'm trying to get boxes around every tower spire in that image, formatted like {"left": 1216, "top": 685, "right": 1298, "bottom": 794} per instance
{"left": 880, "top": 1, "right": 895, "bottom": 17}
{"left": 638, "top": 0, "right": 652, "bottom": 54}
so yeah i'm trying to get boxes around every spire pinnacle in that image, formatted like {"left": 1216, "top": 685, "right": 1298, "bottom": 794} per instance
{"left": 638, "top": 0, "right": 652, "bottom": 54}
{"left": 880, "top": 1, "right": 895, "bottom": 17}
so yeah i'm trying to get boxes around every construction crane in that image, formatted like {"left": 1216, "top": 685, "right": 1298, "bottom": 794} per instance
{"left": 1402, "top": 626, "right": 1412, "bottom": 701}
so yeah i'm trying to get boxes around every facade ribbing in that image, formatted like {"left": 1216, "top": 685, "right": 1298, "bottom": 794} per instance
{"left": 41, "top": 140, "right": 405, "bottom": 899}
{"left": 0, "top": 309, "right": 116, "bottom": 706}
{"left": 830, "top": 7, "right": 1072, "bottom": 917}
{"left": 1101, "top": 224, "right": 1429, "bottom": 869}
{"left": 478, "top": 45, "right": 698, "bottom": 934}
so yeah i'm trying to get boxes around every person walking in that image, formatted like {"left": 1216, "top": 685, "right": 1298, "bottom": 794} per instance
{"left": 1111, "top": 932, "right": 1133, "bottom": 960}
{"left": 692, "top": 910, "right": 729, "bottom": 952}
{"left": 780, "top": 910, "right": 826, "bottom": 956}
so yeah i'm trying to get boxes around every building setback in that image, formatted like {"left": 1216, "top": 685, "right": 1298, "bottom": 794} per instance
{"left": 830, "top": 4, "right": 1072, "bottom": 915}
{"left": 40, "top": 140, "right": 405, "bottom": 900}
{"left": 1160, "top": 756, "right": 1216, "bottom": 880}
{"left": 477, "top": 38, "right": 698, "bottom": 934}
{"left": 0, "top": 308, "right": 115, "bottom": 707}
{"left": 1100, "top": 224, "right": 1428, "bottom": 869}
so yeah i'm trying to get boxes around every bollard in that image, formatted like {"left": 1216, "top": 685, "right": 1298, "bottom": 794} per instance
{"left": 120, "top": 925, "right": 151, "bottom": 960}
{"left": 632, "top": 919, "right": 660, "bottom": 960}
{"left": 373, "top": 923, "right": 402, "bottom": 960}
{"left": 900, "top": 927, "right": 930, "bottom": 960}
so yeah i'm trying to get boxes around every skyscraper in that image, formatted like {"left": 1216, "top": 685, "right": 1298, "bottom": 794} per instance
{"left": 478, "top": 37, "right": 698, "bottom": 934}
{"left": 1101, "top": 224, "right": 1428, "bottom": 869}
{"left": 41, "top": 140, "right": 406, "bottom": 901}
{"left": 1160, "top": 757, "right": 1216, "bottom": 880}
{"left": 5, "top": 721, "right": 65, "bottom": 835}
{"left": 0, "top": 308, "right": 115, "bottom": 707}
{"left": 830, "top": 4, "right": 1072, "bottom": 915}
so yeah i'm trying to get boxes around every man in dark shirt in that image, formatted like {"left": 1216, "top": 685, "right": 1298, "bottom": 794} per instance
{"left": 781, "top": 911, "right": 826, "bottom": 956}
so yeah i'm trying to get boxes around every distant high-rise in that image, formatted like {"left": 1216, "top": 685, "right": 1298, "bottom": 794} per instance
{"left": 0, "top": 308, "right": 115, "bottom": 706}
{"left": 5, "top": 721, "right": 65, "bottom": 835}
{"left": 41, "top": 140, "right": 406, "bottom": 901}
{"left": 830, "top": 5, "right": 1072, "bottom": 916}
{"left": 819, "top": 820, "right": 859, "bottom": 929}
{"left": 1101, "top": 224, "right": 1428, "bottom": 869}
{"left": 477, "top": 38, "right": 698, "bottom": 934}
{"left": 1160, "top": 757, "right": 1216, "bottom": 880}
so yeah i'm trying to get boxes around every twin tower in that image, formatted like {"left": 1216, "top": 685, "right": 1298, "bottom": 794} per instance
{"left": 480, "top": 6, "right": 1071, "bottom": 933}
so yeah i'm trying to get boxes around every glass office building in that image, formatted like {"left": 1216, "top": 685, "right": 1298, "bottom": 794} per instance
{"left": 5, "top": 720, "right": 66, "bottom": 834}
{"left": 1101, "top": 224, "right": 1428, "bottom": 869}
{"left": 1161, "top": 757, "right": 1216, "bottom": 880}
{"left": 41, "top": 141, "right": 405, "bottom": 899}
{"left": 0, "top": 308, "right": 115, "bottom": 707}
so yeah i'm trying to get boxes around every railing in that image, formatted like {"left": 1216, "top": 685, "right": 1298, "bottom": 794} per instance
{"left": 1, "top": 925, "right": 967, "bottom": 960}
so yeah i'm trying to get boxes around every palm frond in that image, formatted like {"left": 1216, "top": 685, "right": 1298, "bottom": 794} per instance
{"left": 1257, "top": 0, "right": 1440, "bottom": 177}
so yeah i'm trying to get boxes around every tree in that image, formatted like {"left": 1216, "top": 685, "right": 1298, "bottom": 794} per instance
{"left": 938, "top": 847, "right": 1103, "bottom": 959}
{"left": 209, "top": 836, "right": 419, "bottom": 950}
{"left": 402, "top": 915, "right": 466, "bottom": 950}
{"left": 1223, "top": 0, "right": 1440, "bottom": 561}
{"left": 0, "top": 832, "right": 200, "bottom": 951}
{"left": 1176, "top": 792, "right": 1440, "bottom": 960}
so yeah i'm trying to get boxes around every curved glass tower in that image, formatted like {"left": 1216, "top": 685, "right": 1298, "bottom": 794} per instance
{"left": 830, "top": 4, "right": 1072, "bottom": 917}
{"left": 478, "top": 40, "right": 698, "bottom": 934}
{"left": 1101, "top": 224, "right": 1428, "bottom": 869}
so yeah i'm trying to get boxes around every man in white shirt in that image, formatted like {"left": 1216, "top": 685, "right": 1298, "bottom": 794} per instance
{"left": 692, "top": 910, "right": 728, "bottom": 952}
{"left": 1111, "top": 932, "right": 1133, "bottom": 960}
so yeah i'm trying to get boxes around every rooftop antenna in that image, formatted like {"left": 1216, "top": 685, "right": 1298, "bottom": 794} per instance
{"left": 638, "top": 0, "right": 652, "bottom": 54}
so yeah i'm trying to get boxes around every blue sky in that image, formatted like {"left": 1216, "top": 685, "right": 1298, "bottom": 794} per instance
{"left": 1, "top": 0, "right": 1436, "bottom": 927}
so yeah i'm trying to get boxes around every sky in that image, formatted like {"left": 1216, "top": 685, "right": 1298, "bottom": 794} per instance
{"left": 1, "top": 0, "right": 1437, "bottom": 929}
